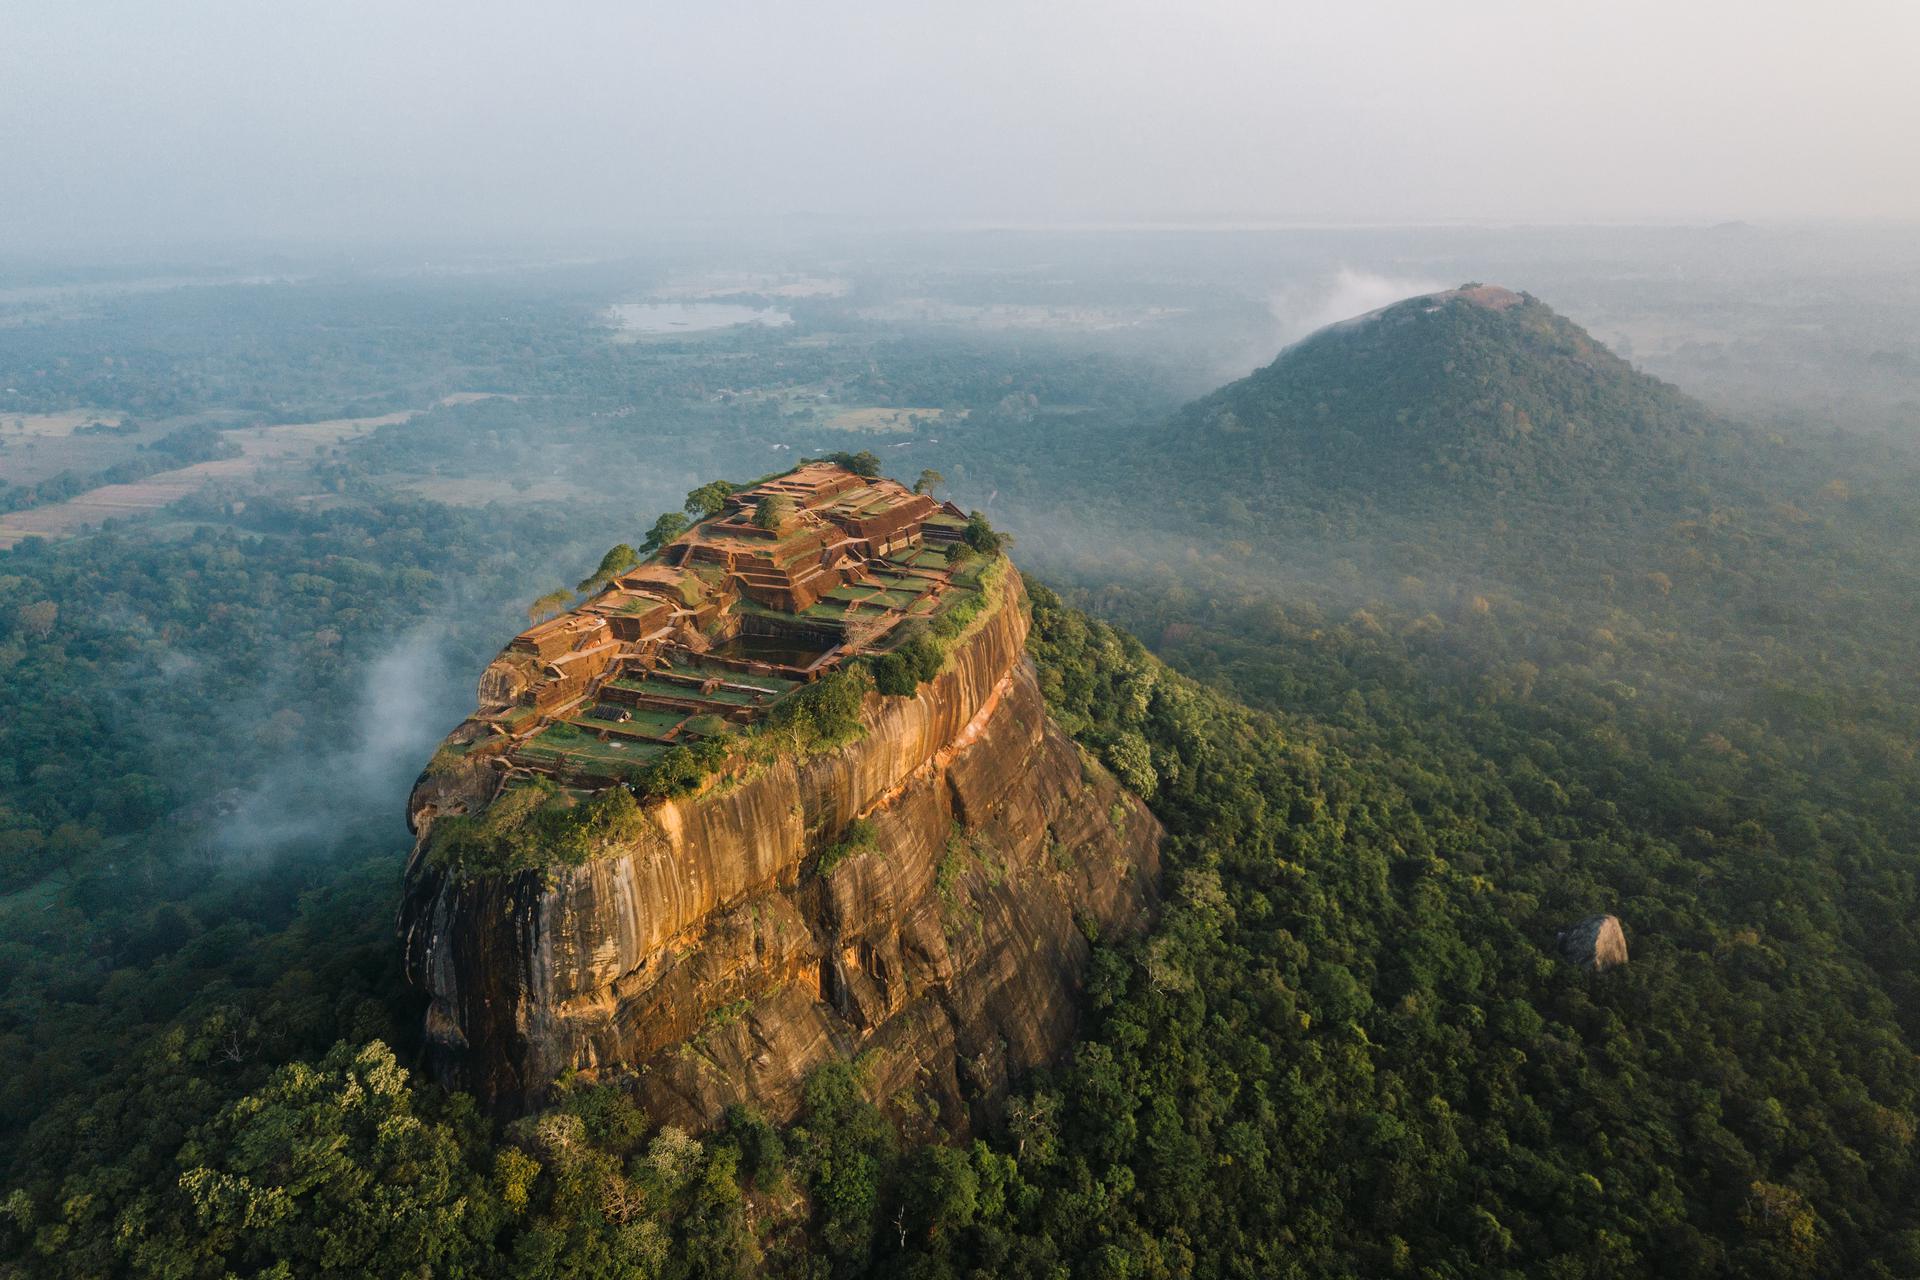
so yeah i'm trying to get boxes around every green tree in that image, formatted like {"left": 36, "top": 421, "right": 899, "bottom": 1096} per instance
{"left": 962, "top": 511, "right": 1006, "bottom": 555}
{"left": 685, "top": 481, "right": 736, "bottom": 519}
{"left": 1101, "top": 730, "right": 1157, "bottom": 797}
{"left": 155, "top": 1042, "right": 504, "bottom": 1276}
{"left": 641, "top": 510, "right": 690, "bottom": 552}
{"left": 902, "top": 1144, "right": 978, "bottom": 1241}
{"left": 817, "top": 450, "right": 881, "bottom": 478}
{"left": 753, "top": 494, "right": 796, "bottom": 530}
{"left": 13, "top": 601, "right": 56, "bottom": 639}
{"left": 576, "top": 543, "right": 639, "bottom": 593}
{"left": 528, "top": 587, "right": 573, "bottom": 623}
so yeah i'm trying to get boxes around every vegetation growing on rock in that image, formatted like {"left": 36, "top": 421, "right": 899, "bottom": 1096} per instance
{"left": 814, "top": 817, "right": 878, "bottom": 878}
{"left": 426, "top": 780, "right": 652, "bottom": 879}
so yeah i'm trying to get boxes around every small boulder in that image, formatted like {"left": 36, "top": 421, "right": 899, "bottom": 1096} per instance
{"left": 1558, "top": 914, "right": 1628, "bottom": 971}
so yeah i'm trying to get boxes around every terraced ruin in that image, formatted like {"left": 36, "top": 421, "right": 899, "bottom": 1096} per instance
{"left": 428, "top": 462, "right": 982, "bottom": 794}
{"left": 401, "top": 461, "right": 1161, "bottom": 1119}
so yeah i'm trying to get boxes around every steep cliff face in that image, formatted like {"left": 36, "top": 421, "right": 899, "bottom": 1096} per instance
{"left": 399, "top": 572, "right": 1161, "bottom": 1129}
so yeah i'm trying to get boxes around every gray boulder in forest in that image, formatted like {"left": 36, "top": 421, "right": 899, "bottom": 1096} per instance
{"left": 1558, "top": 914, "right": 1628, "bottom": 971}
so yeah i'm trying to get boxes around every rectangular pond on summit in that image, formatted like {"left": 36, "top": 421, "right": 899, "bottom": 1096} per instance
{"left": 706, "top": 632, "right": 835, "bottom": 668}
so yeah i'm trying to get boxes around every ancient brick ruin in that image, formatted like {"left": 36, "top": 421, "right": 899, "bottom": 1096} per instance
{"left": 443, "top": 462, "right": 975, "bottom": 791}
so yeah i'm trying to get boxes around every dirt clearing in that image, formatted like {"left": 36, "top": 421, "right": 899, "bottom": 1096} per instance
{"left": 0, "top": 396, "right": 492, "bottom": 548}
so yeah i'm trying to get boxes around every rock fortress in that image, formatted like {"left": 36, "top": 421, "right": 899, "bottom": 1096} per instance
{"left": 399, "top": 461, "right": 1162, "bottom": 1133}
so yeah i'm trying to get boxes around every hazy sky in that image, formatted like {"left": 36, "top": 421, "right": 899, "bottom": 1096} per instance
{"left": 3, "top": 0, "right": 1916, "bottom": 249}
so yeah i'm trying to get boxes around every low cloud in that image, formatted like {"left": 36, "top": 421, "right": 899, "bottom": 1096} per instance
{"left": 1268, "top": 268, "right": 1451, "bottom": 347}
{"left": 209, "top": 624, "right": 469, "bottom": 860}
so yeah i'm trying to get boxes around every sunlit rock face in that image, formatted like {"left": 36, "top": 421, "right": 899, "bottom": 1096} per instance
{"left": 399, "top": 572, "right": 1161, "bottom": 1130}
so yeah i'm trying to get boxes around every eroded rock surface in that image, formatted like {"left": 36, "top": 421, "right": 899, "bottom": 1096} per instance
{"left": 399, "top": 574, "right": 1161, "bottom": 1129}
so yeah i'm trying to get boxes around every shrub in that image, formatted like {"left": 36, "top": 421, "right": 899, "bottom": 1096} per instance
{"left": 753, "top": 494, "right": 795, "bottom": 530}
{"left": 870, "top": 629, "right": 946, "bottom": 696}
{"left": 427, "top": 780, "right": 649, "bottom": 877}
{"left": 899, "top": 631, "right": 944, "bottom": 681}
{"left": 870, "top": 651, "right": 917, "bottom": 697}
{"left": 769, "top": 668, "right": 868, "bottom": 753}
{"left": 962, "top": 511, "right": 1007, "bottom": 555}
{"left": 816, "top": 817, "right": 878, "bottom": 877}
{"left": 812, "top": 450, "right": 881, "bottom": 478}
{"left": 639, "top": 746, "right": 706, "bottom": 799}
{"left": 933, "top": 589, "right": 986, "bottom": 640}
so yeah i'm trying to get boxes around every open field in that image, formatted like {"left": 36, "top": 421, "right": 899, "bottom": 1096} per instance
{"left": 823, "top": 406, "right": 946, "bottom": 432}
{"left": 1, "top": 409, "right": 125, "bottom": 437}
{"left": 0, "top": 409, "right": 157, "bottom": 487}
{"left": 0, "top": 395, "right": 493, "bottom": 547}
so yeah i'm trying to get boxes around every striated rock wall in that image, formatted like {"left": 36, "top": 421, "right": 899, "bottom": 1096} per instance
{"left": 399, "top": 572, "right": 1162, "bottom": 1129}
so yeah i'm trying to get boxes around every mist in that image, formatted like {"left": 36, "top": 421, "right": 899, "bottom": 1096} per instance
{"left": 205, "top": 626, "right": 466, "bottom": 859}
{"left": 1266, "top": 269, "right": 1451, "bottom": 348}
{"left": 4, "top": 1, "right": 1918, "bottom": 253}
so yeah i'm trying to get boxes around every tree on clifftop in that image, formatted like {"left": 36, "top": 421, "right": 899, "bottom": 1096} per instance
{"left": 684, "top": 481, "right": 735, "bottom": 519}
{"left": 528, "top": 588, "right": 573, "bottom": 623}
{"left": 913, "top": 469, "right": 944, "bottom": 497}
{"left": 576, "top": 543, "right": 639, "bottom": 594}
{"left": 963, "top": 511, "right": 1008, "bottom": 556}
{"left": 816, "top": 450, "right": 881, "bottom": 478}
{"left": 642, "top": 511, "right": 690, "bottom": 553}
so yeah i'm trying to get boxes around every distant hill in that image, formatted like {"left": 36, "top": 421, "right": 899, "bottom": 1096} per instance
{"left": 935, "top": 280, "right": 1920, "bottom": 641}
{"left": 1139, "top": 283, "right": 1735, "bottom": 526}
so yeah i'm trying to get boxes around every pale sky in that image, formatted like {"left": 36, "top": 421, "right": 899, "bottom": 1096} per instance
{"left": 3, "top": 0, "right": 1916, "bottom": 249}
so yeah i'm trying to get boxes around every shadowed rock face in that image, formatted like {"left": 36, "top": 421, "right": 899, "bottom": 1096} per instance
{"left": 399, "top": 572, "right": 1162, "bottom": 1130}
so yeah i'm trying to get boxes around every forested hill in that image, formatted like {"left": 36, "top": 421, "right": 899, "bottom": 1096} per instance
{"left": 960, "top": 287, "right": 1920, "bottom": 1279}
{"left": 1144, "top": 283, "right": 1731, "bottom": 520}
{"left": 967, "top": 281, "right": 1920, "bottom": 660}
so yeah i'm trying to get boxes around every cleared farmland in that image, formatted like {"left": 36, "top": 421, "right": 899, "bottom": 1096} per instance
{"left": 0, "top": 396, "right": 493, "bottom": 547}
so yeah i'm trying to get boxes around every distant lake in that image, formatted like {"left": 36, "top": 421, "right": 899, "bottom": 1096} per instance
{"left": 609, "top": 302, "right": 794, "bottom": 334}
